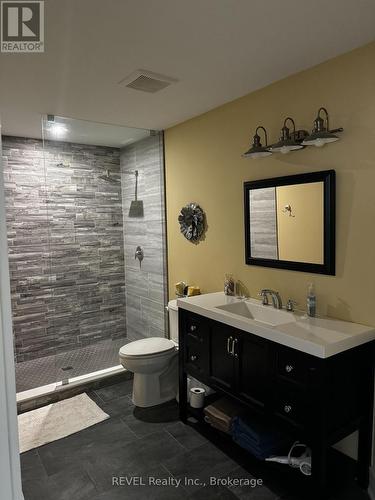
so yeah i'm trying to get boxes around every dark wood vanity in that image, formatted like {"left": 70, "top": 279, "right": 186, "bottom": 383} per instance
{"left": 178, "top": 308, "right": 375, "bottom": 498}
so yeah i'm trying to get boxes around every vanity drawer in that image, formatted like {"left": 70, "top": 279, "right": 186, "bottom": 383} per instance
{"left": 185, "top": 342, "right": 207, "bottom": 375}
{"left": 276, "top": 347, "right": 309, "bottom": 386}
{"left": 183, "top": 313, "right": 208, "bottom": 343}
{"left": 274, "top": 386, "right": 306, "bottom": 428}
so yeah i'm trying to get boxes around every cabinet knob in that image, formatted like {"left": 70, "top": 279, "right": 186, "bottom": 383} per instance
{"left": 284, "top": 404, "right": 292, "bottom": 414}
{"left": 285, "top": 364, "right": 294, "bottom": 373}
{"left": 190, "top": 325, "right": 197, "bottom": 332}
{"left": 190, "top": 355, "right": 197, "bottom": 362}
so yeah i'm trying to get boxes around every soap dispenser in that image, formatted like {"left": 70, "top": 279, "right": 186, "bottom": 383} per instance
{"left": 307, "top": 283, "right": 316, "bottom": 317}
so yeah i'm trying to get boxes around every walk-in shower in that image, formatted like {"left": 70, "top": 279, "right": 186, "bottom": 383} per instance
{"left": 1, "top": 115, "right": 167, "bottom": 401}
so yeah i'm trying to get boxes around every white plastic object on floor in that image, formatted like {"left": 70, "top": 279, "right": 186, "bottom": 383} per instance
{"left": 265, "top": 441, "right": 312, "bottom": 476}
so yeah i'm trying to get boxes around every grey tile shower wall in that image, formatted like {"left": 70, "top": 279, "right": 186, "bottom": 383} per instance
{"left": 2, "top": 136, "right": 126, "bottom": 362}
{"left": 121, "top": 134, "right": 167, "bottom": 340}
{"left": 249, "top": 187, "right": 278, "bottom": 259}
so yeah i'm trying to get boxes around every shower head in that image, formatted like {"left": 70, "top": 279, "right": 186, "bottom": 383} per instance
{"left": 128, "top": 170, "right": 144, "bottom": 217}
{"left": 98, "top": 170, "right": 120, "bottom": 184}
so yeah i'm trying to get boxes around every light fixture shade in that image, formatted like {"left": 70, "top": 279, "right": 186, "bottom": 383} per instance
{"left": 302, "top": 131, "right": 339, "bottom": 147}
{"left": 269, "top": 139, "right": 303, "bottom": 154}
{"left": 242, "top": 126, "right": 272, "bottom": 159}
{"left": 302, "top": 107, "right": 343, "bottom": 147}
{"left": 269, "top": 117, "right": 304, "bottom": 154}
{"left": 242, "top": 146, "right": 272, "bottom": 159}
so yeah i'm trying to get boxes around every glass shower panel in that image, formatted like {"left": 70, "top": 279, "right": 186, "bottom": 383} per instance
{"left": 39, "top": 115, "right": 167, "bottom": 384}
{"left": 41, "top": 115, "right": 128, "bottom": 381}
{"left": 1, "top": 121, "right": 58, "bottom": 392}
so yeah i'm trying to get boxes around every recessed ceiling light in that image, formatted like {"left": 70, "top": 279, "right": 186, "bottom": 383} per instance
{"left": 48, "top": 123, "right": 68, "bottom": 138}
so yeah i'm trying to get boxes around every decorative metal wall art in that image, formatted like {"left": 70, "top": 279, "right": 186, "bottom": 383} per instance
{"left": 178, "top": 203, "right": 206, "bottom": 243}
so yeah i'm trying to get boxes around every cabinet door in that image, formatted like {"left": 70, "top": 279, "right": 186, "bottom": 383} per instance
{"left": 235, "top": 332, "right": 270, "bottom": 408}
{"left": 208, "top": 322, "right": 236, "bottom": 391}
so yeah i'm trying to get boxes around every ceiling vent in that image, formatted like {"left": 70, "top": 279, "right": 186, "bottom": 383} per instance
{"left": 119, "top": 70, "right": 178, "bottom": 93}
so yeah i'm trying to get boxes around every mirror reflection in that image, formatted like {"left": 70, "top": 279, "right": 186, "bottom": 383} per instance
{"left": 244, "top": 170, "right": 335, "bottom": 275}
{"left": 249, "top": 182, "right": 324, "bottom": 265}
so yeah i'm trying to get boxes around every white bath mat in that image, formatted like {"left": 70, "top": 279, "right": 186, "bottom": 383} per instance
{"left": 18, "top": 393, "right": 109, "bottom": 453}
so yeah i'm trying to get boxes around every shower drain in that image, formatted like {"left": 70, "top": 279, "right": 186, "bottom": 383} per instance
{"left": 61, "top": 366, "right": 74, "bottom": 371}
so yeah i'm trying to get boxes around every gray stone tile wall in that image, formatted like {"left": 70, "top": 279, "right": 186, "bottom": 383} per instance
{"left": 2, "top": 136, "right": 127, "bottom": 362}
{"left": 249, "top": 187, "right": 278, "bottom": 260}
{"left": 120, "top": 134, "right": 167, "bottom": 340}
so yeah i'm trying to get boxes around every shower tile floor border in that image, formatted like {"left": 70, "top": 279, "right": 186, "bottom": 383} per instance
{"left": 15, "top": 337, "right": 133, "bottom": 393}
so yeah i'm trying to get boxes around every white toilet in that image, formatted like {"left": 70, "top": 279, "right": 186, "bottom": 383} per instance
{"left": 119, "top": 300, "right": 179, "bottom": 407}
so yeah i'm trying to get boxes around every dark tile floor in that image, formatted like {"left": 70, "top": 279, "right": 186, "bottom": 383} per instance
{"left": 20, "top": 379, "right": 370, "bottom": 500}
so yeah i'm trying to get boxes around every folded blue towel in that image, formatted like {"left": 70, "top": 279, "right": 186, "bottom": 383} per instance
{"left": 231, "top": 416, "right": 289, "bottom": 460}
{"left": 231, "top": 416, "right": 286, "bottom": 445}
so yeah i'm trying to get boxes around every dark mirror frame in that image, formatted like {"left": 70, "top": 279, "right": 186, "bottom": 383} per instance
{"left": 244, "top": 170, "right": 336, "bottom": 275}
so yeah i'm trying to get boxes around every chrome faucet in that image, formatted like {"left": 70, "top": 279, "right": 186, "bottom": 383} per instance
{"left": 134, "top": 246, "right": 144, "bottom": 268}
{"left": 259, "top": 289, "right": 283, "bottom": 309}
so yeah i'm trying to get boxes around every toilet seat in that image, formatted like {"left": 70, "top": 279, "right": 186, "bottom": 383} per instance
{"left": 119, "top": 337, "right": 175, "bottom": 359}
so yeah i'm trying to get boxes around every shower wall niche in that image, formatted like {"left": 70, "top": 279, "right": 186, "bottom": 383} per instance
{"left": 3, "top": 136, "right": 126, "bottom": 363}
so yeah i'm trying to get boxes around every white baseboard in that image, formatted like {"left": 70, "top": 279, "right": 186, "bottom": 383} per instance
{"left": 369, "top": 467, "right": 375, "bottom": 500}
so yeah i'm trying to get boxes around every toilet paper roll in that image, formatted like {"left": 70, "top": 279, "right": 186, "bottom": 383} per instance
{"left": 190, "top": 387, "right": 206, "bottom": 408}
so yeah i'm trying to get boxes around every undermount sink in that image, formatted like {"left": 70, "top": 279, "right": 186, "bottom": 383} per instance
{"left": 216, "top": 300, "right": 296, "bottom": 327}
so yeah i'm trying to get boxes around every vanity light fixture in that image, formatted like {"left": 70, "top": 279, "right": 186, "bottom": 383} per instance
{"left": 269, "top": 117, "right": 307, "bottom": 155}
{"left": 302, "top": 107, "right": 343, "bottom": 148}
{"left": 242, "top": 126, "right": 272, "bottom": 159}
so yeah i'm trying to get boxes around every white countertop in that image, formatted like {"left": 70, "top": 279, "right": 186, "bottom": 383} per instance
{"left": 177, "top": 292, "right": 375, "bottom": 358}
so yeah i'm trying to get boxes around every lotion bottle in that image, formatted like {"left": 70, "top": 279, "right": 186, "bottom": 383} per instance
{"left": 307, "top": 283, "right": 316, "bottom": 317}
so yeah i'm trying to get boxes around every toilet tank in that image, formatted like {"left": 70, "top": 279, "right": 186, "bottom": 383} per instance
{"left": 167, "top": 299, "right": 179, "bottom": 343}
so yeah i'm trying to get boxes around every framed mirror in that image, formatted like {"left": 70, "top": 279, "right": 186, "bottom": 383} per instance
{"left": 244, "top": 170, "right": 335, "bottom": 275}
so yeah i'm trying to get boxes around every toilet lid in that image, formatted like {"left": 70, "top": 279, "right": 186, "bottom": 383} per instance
{"left": 119, "top": 337, "right": 175, "bottom": 357}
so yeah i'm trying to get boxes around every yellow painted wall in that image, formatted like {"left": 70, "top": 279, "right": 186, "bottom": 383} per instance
{"left": 276, "top": 182, "right": 324, "bottom": 264}
{"left": 164, "top": 41, "right": 375, "bottom": 325}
